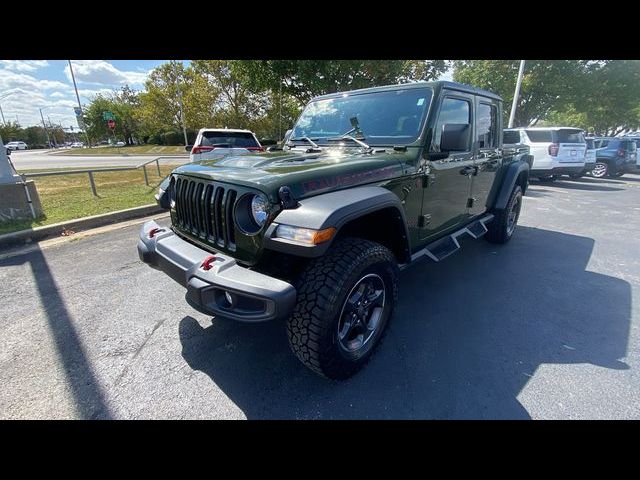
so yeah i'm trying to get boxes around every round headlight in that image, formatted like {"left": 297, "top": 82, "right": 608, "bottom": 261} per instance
{"left": 251, "top": 195, "right": 268, "bottom": 226}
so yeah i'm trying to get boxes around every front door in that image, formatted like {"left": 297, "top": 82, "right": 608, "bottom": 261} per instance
{"left": 470, "top": 99, "right": 502, "bottom": 216}
{"left": 421, "top": 93, "right": 475, "bottom": 241}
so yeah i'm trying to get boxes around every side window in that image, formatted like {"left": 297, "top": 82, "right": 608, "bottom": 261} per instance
{"left": 477, "top": 103, "right": 498, "bottom": 148}
{"left": 433, "top": 97, "right": 471, "bottom": 152}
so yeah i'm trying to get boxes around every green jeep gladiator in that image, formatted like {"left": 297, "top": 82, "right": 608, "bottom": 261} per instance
{"left": 138, "top": 81, "right": 530, "bottom": 379}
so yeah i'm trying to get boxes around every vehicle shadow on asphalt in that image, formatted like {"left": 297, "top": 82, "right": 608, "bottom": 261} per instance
{"left": 2, "top": 247, "right": 112, "bottom": 419}
{"left": 531, "top": 179, "right": 625, "bottom": 192}
{"left": 179, "top": 226, "right": 631, "bottom": 419}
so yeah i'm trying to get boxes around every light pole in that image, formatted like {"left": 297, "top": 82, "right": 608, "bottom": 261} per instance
{"left": 0, "top": 91, "right": 19, "bottom": 126}
{"left": 508, "top": 60, "right": 526, "bottom": 128}
{"left": 172, "top": 60, "right": 189, "bottom": 146}
{"left": 39, "top": 107, "right": 52, "bottom": 148}
{"left": 68, "top": 60, "right": 92, "bottom": 147}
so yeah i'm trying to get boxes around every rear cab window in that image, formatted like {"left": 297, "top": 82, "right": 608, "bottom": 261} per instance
{"left": 503, "top": 130, "right": 521, "bottom": 144}
{"left": 554, "top": 129, "right": 585, "bottom": 144}
{"left": 524, "top": 130, "right": 553, "bottom": 143}
{"left": 586, "top": 139, "right": 595, "bottom": 149}
{"left": 200, "top": 131, "right": 259, "bottom": 148}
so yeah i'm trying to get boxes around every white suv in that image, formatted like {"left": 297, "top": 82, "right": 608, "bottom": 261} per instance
{"left": 503, "top": 127, "right": 586, "bottom": 181}
{"left": 187, "top": 128, "right": 263, "bottom": 163}
{"left": 6, "top": 141, "right": 28, "bottom": 150}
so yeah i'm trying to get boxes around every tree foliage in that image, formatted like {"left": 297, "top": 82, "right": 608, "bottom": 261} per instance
{"left": 453, "top": 60, "right": 640, "bottom": 134}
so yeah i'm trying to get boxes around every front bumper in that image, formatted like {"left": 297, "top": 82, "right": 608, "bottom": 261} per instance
{"left": 137, "top": 220, "right": 296, "bottom": 322}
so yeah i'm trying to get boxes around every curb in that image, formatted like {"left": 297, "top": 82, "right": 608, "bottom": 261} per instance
{"left": 48, "top": 151, "right": 189, "bottom": 157}
{"left": 0, "top": 204, "right": 167, "bottom": 249}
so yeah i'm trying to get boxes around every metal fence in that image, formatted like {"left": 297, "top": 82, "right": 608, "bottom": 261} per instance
{"left": 21, "top": 156, "right": 188, "bottom": 197}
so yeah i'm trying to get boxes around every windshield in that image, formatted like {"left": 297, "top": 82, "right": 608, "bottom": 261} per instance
{"left": 291, "top": 87, "right": 433, "bottom": 146}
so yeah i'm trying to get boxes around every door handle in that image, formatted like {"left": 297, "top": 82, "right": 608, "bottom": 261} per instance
{"left": 460, "top": 166, "right": 477, "bottom": 176}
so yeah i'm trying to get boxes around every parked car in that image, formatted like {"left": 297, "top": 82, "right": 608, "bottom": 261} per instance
{"left": 6, "top": 141, "right": 28, "bottom": 150}
{"left": 115, "top": 141, "right": 126, "bottom": 147}
{"left": 139, "top": 80, "right": 530, "bottom": 379}
{"left": 503, "top": 127, "right": 586, "bottom": 181}
{"left": 186, "top": 128, "right": 264, "bottom": 162}
{"left": 70, "top": 142, "right": 84, "bottom": 148}
{"left": 592, "top": 138, "right": 638, "bottom": 178}
{"left": 621, "top": 136, "right": 640, "bottom": 173}
{"left": 583, "top": 137, "right": 598, "bottom": 175}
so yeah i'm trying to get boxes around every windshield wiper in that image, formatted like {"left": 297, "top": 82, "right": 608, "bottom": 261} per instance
{"left": 326, "top": 134, "right": 372, "bottom": 151}
{"left": 326, "top": 116, "right": 373, "bottom": 153}
{"left": 287, "top": 136, "right": 320, "bottom": 149}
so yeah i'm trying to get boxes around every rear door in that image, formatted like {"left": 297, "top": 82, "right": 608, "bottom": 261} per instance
{"left": 553, "top": 128, "right": 586, "bottom": 165}
{"left": 471, "top": 97, "right": 502, "bottom": 216}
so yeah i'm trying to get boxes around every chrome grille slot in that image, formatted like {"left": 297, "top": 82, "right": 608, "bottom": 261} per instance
{"left": 173, "top": 176, "right": 238, "bottom": 250}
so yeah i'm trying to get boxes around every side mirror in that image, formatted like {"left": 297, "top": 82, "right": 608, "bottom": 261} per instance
{"left": 185, "top": 145, "right": 193, "bottom": 152}
{"left": 260, "top": 139, "right": 277, "bottom": 146}
{"left": 6, "top": 148, "right": 11, "bottom": 156}
{"left": 440, "top": 123, "right": 471, "bottom": 152}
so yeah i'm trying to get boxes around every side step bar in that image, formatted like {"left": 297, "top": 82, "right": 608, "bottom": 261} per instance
{"left": 403, "top": 214, "right": 494, "bottom": 268}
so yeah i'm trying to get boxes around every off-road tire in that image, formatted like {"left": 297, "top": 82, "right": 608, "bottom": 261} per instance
{"left": 287, "top": 238, "right": 399, "bottom": 380}
{"left": 485, "top": 185, "right": 523, "bottom": 244}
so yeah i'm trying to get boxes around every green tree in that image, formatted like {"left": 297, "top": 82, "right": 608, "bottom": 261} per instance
{"left": 453, "top": 60, "right": 586, "bottom": 127}
{"left": 237, "top": 60, "right": 448, "bottom": 105}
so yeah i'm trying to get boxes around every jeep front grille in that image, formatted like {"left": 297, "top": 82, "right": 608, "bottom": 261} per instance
{"left": 174, "top": 176, "right": 237, "bottom": 249}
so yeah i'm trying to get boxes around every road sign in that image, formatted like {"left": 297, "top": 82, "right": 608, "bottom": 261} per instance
{"left": 107, "top": 119, "right": 116, "bottom": 130}
{"left": 102, "top": 111, "right": 115, "bottom": 121}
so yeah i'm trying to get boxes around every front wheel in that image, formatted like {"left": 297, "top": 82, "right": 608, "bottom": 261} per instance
{"left": 485, "top": 185, "right": 523, "bottom": 244}
{"left": 287, "top": 238, "right": 399, "bottom": 380}
{"left": 591, "top": 162, "right": 608, "bottom": 178}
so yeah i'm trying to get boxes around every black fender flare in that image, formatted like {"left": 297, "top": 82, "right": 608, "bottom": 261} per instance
{"left": 490, "top": 160, "right": 529, "bottom": 210}
{"left": 263, "top": 186, "right": 410, "bottom": 258}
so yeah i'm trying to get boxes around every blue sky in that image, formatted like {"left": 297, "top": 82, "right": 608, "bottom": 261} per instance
{"left": 0, "top": 60, "right": 451, "bottom": 130}
{"left": 0, "top": 60, "right": 181, "bottom": 129}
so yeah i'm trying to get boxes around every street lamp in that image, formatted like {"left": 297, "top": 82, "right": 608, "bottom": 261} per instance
{"left": 0, "top": 90, "right": 19, "bottom": 126}
{"left": 39, "top": 106, "right": 53, "bottom": 148}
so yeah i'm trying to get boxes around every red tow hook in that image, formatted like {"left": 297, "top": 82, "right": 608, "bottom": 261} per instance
{"left": 201, "top": 255, "right": 217, "bottom": 271}
{"left": 148, "top": 227, "right": 165, "bottom": 238}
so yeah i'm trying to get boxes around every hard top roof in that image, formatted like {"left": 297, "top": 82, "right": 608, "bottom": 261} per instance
{"left": 312, "top": 81, "right": 502, "bottom": 102}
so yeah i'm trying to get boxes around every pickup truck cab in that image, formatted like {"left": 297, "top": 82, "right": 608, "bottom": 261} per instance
{"left": 503, "top": 127, "right": 586, "bottom": 181}
{"left": 139, "top": 81, "right": 529, "bottom": 379}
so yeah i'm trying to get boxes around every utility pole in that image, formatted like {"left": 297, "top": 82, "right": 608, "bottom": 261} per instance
{"left": 68, "top": 60, "right": 91, "bottom": 147}
{"left": 173, "top": 60, "right": 189, "bottom": 146}
{"left": 39, "top": 108, "right": 51, "bottom": 148}
{"left": 508, "top": 60, "right": 526, "bottom": 128}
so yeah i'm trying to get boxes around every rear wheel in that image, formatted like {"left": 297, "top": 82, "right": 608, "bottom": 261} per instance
{"left": 287, "top": 238, "right": 398, "bottom": 380}
{"left": 486, "top": 185, "right": 523, "bottom": 244}
{"left": 592, "top": 162, "right": 608, "bottom": 178}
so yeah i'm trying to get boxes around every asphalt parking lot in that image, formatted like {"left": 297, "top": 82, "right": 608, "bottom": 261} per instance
{"left": 1, "top": 174, "right": 639, "bottom": 419}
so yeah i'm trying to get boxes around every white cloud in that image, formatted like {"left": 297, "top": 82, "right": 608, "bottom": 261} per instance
{"left": 0, "top": 60, "right": 49, "bottom": 72}
{"left": 50, "top": 91, "right": 67, "bottom": 98}
{"left": 0, "top": 70, "right": 68, "bottom": 94}
{"left": 65, "top": 60, "right": 148, "bottom": 87}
